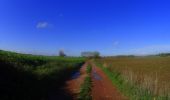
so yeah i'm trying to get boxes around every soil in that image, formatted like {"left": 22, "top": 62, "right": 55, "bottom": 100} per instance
{"left": 64, "top": 62, "right": 88, "bottom": 100}
{"left": 90, "top": 62, "right": 127, "bottom": 100}
{"left": 65, "top": 61, "right": 127, "bottom": 100}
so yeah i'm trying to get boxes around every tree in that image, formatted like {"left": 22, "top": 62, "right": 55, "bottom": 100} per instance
{"left": 59, "top": 50, "right": 66, "bottom": 57}
{"left": 94, "top": 51, "right": 100, "bottom": 58}
{"left": 81, "top": 51, "right": 100, "bottom": 58}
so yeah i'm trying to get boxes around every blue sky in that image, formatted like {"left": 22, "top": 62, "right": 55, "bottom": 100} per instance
{"left": 0, "top": 0, "right": 170, "bottom": 56}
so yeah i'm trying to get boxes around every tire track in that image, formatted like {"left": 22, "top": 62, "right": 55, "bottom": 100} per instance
{"left": 90, "top": 62, "right": 127, "bottom": 100}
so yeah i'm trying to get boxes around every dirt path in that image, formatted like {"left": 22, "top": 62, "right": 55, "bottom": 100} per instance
{"left": 64, "top": 62, "right": 88, "bottom": 100}
{"left": 64, "top": 61, "right": 127, "bottom": 100}
{"left": 90, "top": 62, "right": 127, "bottom": 100}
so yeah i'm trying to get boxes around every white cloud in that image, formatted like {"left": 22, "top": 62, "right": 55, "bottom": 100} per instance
{"left": 36, "top": 22, "right": 48, "bottom": 29}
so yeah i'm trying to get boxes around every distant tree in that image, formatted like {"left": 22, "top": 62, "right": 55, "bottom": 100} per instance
{"left": 94, "top": 51, "right": 100, "bottom": 58}
{"left": 81, "top": 51, "right": 100, "bottom": 58}
{"left": 158, "top": 53, "right": 170, "bottom": 57}
{"left": 59, "top": 50, "right": 66, "bottom": 57}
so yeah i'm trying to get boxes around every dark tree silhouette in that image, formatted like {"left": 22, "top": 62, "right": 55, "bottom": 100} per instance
{"left": 59, "top": 50, "right": 66, "bottom": 57}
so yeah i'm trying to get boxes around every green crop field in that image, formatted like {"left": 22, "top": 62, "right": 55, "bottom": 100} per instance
{"left": 96, "top": 56, "right": 170, "bottom": 99}
{"left": 0, "top": 50, "right": 85, "bottom": 100}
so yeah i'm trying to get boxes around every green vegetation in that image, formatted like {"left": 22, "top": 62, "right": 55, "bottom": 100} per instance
{"left": 0, "top": 50, "right": 84, "bottom": 100}
{"left": 78, "top": 76, "right": 92, "bottom": 100}
{"left": 158, "top": 53, "right": 170, "bottom": 57}
{"left": 95, "top": 57, "right": 170, "bottom": 100}
{"left": 86, "top": 65, "right": 92, "bottom": 74}
{"left": 81, "top": 51, "right": 100, "bottom": 58}
{"left": 78, "top": 65, "right": 92, "bottom": 100}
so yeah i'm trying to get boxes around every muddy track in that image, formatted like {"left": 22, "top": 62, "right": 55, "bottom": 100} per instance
{"left": 65, "top": 61, "right": 127, "bottom": 100}
{"left": 90, "top": 62, "right": 127, "bottom": 100}
{"left": 64, "top": 62, "right": 88, "bottom": 100}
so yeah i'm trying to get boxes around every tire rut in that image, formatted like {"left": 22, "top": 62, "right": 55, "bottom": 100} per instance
{"left": 90, "top": 62, "right": 127, "bottom": 100}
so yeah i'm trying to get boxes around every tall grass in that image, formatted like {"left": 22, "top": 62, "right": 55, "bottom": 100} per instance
{"left": 95, "top": 57, "right": 170, "bottom": 100}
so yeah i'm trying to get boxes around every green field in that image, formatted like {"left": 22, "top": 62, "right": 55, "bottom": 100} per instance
{"left": 0, "top": 50, "right": 85, "bottom": 100}
{"left": 96, "top": 56, "right": 170, "bottom": 99}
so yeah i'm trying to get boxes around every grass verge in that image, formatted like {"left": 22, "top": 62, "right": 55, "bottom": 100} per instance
{"left": 86, "top": 65, "right": 92, "bottom": 74}
{"left": 78, "top": 65, "right": 92, "bottom": 100}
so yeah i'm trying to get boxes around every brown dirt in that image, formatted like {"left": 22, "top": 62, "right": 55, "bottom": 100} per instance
{"left": 90, "top": 62, "right": 127, "bottom": 100}
{"left": 64, "top": 62, "right": 88, "bottom": 100}
{"left": 64, "top": 61, "right": 127, "bottom": 100}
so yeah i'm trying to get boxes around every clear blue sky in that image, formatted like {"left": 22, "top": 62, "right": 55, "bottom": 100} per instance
{"left": 1, "top": 0, "right": 170, "bottom": 56}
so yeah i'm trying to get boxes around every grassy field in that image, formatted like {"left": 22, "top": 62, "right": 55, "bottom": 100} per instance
{"left": 96, "top": 56, "right": 170, "bottom": 99}
{"left": 0, "top": 50, "right": 85, "bottom": 100}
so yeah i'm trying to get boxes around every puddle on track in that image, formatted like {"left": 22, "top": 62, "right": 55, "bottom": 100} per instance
{"left": 71, "top": 66, "right": 83, "bottom": 79}
{"left": 92, "top": 71, "right": 102, "bottom": 80}
{"left": 71, "top": 71, "right": 80, "bottom": 79}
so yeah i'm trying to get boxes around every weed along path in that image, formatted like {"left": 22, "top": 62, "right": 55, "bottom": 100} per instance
{"left": 65, "top": 62, "right": 88, "bottom": 100}
{"left": 90, "top": 62, "right": 127, "bottom": 100}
